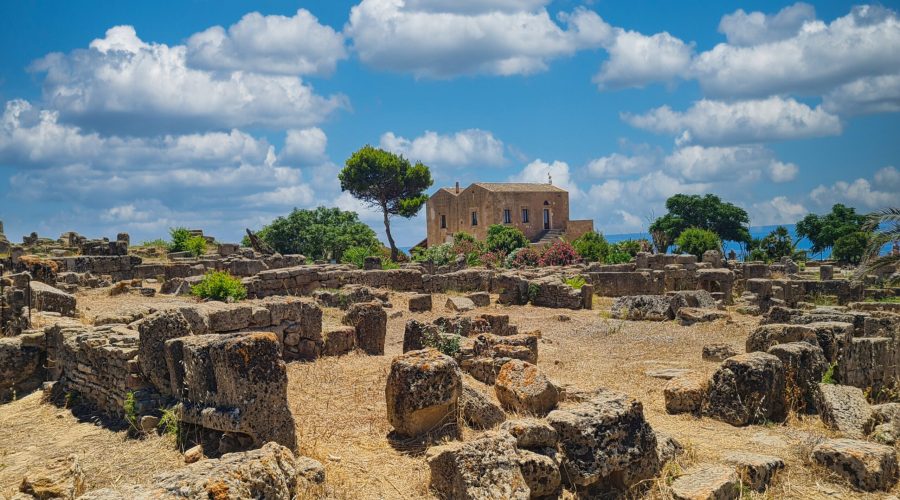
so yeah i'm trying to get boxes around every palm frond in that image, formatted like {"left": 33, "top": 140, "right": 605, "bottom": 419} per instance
{"left": 863, "top": 207, "right": 900, "bottom": 232}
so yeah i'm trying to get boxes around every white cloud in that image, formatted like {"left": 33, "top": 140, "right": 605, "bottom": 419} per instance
{"left": 751, "top": 196, "right": 808, "bottom": 225}
{"left": 718, "top": 3, "right": 816, "bottom": 46}
{"left": 768, "top": 161, "right": 799, "bottom": 183}
{"left": 510, "top": 159, "right": 582, "bottom": 199}
{"left": 663, "top": 145, "right": 798, "bottom": 183}
{"left": 186, "top": 9, "right": 347, "bottom": 76}
{"left": 30, "top": 25, "right": 347, "bottom": 134}
{"left": 694, "top": 5, "right": 900, "bottom": 98}
{"left": 623, "top": 96, "right": 841, "bottom": 145}
{"left": 345, "top": 1, "right": 610, "bottom": 78}
{"left": 810, "top": 167, "right": 900, "bottom": 209}
{"left": 380, "top": 129, "right": 506, "bottom": 167}
{"left": 281, "top": 128, "right": 328, "bottom": 164}
{"left": 822, "top": 73, "right": 900, "bottom": 115}
{"left": 585, "top": 152, "right": 656, "bottom": 178}
{"left": 593, "top": 30, "right": 693, "bottom": 89}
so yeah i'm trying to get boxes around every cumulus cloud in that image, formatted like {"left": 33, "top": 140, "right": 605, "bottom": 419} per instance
{"left": 718, "top": 3, "right": 816, "bottom": 46}
{"left": 30, "top": 25, "right": 347, "bottom": 134}
{"left": 593, "top": 30, "right": 694, "bottom": 89}
{"left": 586, "top": 152, "right": 656, "bottom": 178}
{"left": 664, "top": 145, "right": 798, "bottom": 183}
{"left": 822, "top": 73, "right": 900, "bottom": 115}
{"left": 695, "top": 5, "right": 900, "bottom": 98}
{"left": 509, "top": 159, "right": 582, "bottom": 199}
{"left": 186, "top": 9, "right": 347, "bottom": 76}
{"left": 623, "top": 97, "right": 842, "bottom": 145}
{"left": 281, "top": 128, "right": 328, "bottom": 164}
{"left": 810, "top": 166, "right": 900, "bottom": 209}
{"left": 380, "top": 129, "right": 506, "bottom": 167}
{"left": 345, "top": 1, "right": 610, "bottom": 78}
{"left": 751, "top": 196, "right": 809, "bottom": 225}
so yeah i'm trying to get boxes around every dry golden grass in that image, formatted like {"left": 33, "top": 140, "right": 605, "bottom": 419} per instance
{"left": 1, "top": 289, "right": 898, "bottom": 498}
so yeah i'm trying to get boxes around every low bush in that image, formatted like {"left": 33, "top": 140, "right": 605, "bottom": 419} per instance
{"left": 191, "top": 271, "right": 247, "bottom": 302}
{"left": 675, "top": 228, "right": 721, "bottom": 259}
{"left": 507, "top": 246, "right": 542, "bottom": 268}
{"left": 342, "top": 245, "right": 374, "bottom": 268}
{"left": 573, "top": 231, "right": 609, "bottom": 262}
{"left": 564, "top": 275, "right": 587, "bottom": 289}
{"left": 539, "top": 240, "right": 579, "bottom": 266}
{"left": 185, "top": 235, "right": 207, "bottom": 257}
{"left": 485, "top": 225, "right": 529, "bottom": 255}
{"left": 167, "top": 227, "right": 192, "bottom": 252}
{"left": 413, "top": 242, "right": 454, "bottom": 265}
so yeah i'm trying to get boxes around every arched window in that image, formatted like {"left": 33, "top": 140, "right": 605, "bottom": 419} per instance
{"left": 543, "top": 200, "right": 550, "bottom": 205}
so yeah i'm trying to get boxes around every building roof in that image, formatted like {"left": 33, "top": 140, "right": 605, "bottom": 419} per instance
{"left": 474, "top": 182, "right": 566, "bottom": 193}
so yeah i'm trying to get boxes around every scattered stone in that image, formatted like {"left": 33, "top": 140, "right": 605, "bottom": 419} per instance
{"left": 767, "top": 342, "right": 827, "bottom": 413}
{"left": 500, "top": 419, "right": 558, "bottom": 450}
{"left": 547, "top": 389, "right": 659, "bottom": 494}
{"left": 184, "top": 445, "right": 203, "bottom": 464}
{"left": 342, "top": 302, "right": 387, "bottom": 355}
{"left": 385, "top": 349, "right": 462, "bottom": 437}
{"left": 459, "top": 384, "right": 506, "bottom": 429}
{"left": 811, "top": 438, "right": 898, "bottom": 491}
{"left": 702, "top": 352, "right": 786, "bottom": 426}
{"left": 745, "top": 324, "right": 817, "bottom": 354}
{"left": 611, "top": 295, "right": 673, "bottom": 321}
{"left": 646, "top": 368, "right": 692, "bottom": 380}
{"left": 677, "top": 307, "right": 730, "bottom": 325}
{"left": 722, "top": 451, "right": 784, "bottom": 492}
{"left": 872, "top": 423, "right": 897, "bottom": 445}
{"left": 19, "top": 455, "right": 86, "bottom": 499}
{"left": 426, "top": 431, "right": 529, "bottom": 500}
{"left": 495, "top": 360, "right": 560, "bottom": 417}
{"left": 702, "top": 344, "right": 738, "bottom": 362}
{"left": 467, "top": 292, "right": 491, "bottom": 307}
{"left": 322, "top": 327, "right": 356, "bottom": 357}
{"left": 517, "top": 449, "right": 561, "bottom": 498}
{"left": 671, "top": 464, "right": 740, "bottom": 500}
{"left": 446, "top": 296, "right": 476, "bottom": 312}
{"left": 408, "top": 294, "right": 432, "bottom": 312}
{"left": 664, "top": 373, "right": 706, "bottom": 415}
{"left": 139, "top": 415, "right": 160, "bottom": 433}
{"left": 656, "top": 432, "right": 684, "bottom": 464}
{"left": 815, "top": 383, "right": 874, "bottom": 439}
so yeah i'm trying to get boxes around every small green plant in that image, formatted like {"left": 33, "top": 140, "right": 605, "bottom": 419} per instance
{"left": 342, "top": 245, "right": 374, "bottom": 268}
{"left": 140, "top": 238, "right": 168, "bottom": 248}
{"left": 158, "top": 406, "right": 181, "bottom": 438}
{"left": 422, "top": 328, "right": 461, "bottom": 357}
{"left": 124, "top": 391, "right": 138, "bottom": 428}
{"left": 64, "top": 390, "right": 77, "bottom": 408}
{"left": 821, "top": 362, "right": 838, "bottom": 384}
{"left": 184, "top": 235, "right": 208, "bottom": 257}
{"left": 810, "top": 294, "right": 837, "bottom": 306}
{"left": 564, "top": 275, "right": 587, "bottom": 289}
{"left": 191, "top": 271, "right": 247, "bottom": 302}
{"left": 527, "top": 283, "right": 540, "bottom": 303}
{"left": 381, "top": 260, "right": 400, "bottom": 270}
{"left": 168, "top": 227, "right": 192, "bottom": 252}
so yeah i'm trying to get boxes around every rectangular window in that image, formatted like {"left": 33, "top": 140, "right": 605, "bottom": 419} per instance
{"left": 471, "top": 211, "right": 478, "bottom": 226}
{"left": 503, "top": 209, "right": 511, "bottom": 224}
{"left": 521, "top": 208, "right": 529, "bottom": 223}
{"left": 440, "top": 214, "right": 446, "bottom": 229}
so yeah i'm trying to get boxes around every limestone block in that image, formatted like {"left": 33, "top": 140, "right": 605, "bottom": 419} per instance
{"left": 385, "top": 349, "right": 462, "bottom": 437}
{"left": 459, "top": 384, "right": 506, "bottom": 429}
{"left": 671, "top": 464, "right": 739, "bottom": 500}
{"left": 702, "top": 352, "right": 786, "bottom": 426}
{"left": 500, "top": 419, "right": 558, "bottom": 450}
{"left": 446, "top": 296, "right": 476, "bottom": 312}
{"left": 495, "top": 360, "right": 559, "bottom": 417}
{"left": 722, "top": 451, "right": 784, "bottom": 492}
{"left": 342, "top": 302, "right": 387, "bottom": 355}
{"left": 815, "top": 383, "right": 874, "bottom": 438}
{"left": 426, "top": 431, "right": 529, "bottom": 500}
{"left": 664, "top": 373, "right": 706, "bottom": 415}
{"left": 811, "top": 438, "right": 898, "bottom": 491}
{"left": 408, "top": 294, "right": 432, "bottom": 312}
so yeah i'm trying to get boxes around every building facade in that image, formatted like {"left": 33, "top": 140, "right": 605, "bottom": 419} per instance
{"left": 424, "top": 182, "right": 593, "bottom": 247}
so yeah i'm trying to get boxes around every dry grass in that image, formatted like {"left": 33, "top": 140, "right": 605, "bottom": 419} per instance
{"left": 2, "top": 289, "right": 898, "bottom": 498}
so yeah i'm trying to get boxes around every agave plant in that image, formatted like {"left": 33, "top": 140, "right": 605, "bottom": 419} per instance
{"left": 856, "top": 207, "right": 900, "bottom": 278}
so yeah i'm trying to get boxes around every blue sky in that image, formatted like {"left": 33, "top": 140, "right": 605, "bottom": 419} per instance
{"left": 1, "top": 1, "right": 898, "bottom": 246}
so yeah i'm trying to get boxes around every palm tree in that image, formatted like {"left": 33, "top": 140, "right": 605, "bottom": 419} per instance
{"left": 856, "top": 207, "right": 900, "bottom": 278}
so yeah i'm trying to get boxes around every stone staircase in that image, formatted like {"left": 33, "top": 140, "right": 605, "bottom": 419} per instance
{"left": 531, "top": 229, "right": 563, "bottom": 246}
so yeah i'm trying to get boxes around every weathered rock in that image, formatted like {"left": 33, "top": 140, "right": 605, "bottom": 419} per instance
{"left": 722, "top": 451, "right": 784, "bottom": 492}
{"left": 467, "top": 292, "right": 491, "bottom": 307}
{"left": 811, "top": 438, "right": 898, "bottom": 491}
{"left": 29, "top": 281, "right": 77, "bottom": 317}
{"left": 656, "top": 432, "right": 684, "bottom": 464}
{"left": 547, "top": 389, "right": 659, "bottom": 493}
{"left": 0, "top": 337, "right": 44, "bottom": 401}
{"left": 669, "top": 290, "right": 718, "bottom": 314}
{"left": 386, "top": 349, "right": 462, "bottom": 437}
{"left": 184, "top": 445, "right": 203, "bottom": 464}
{"left": 745, "top": 324, "right": 817, "bottom": 354}
{"left": 611, "top": 295, "right": 673, "bottom": 321}
{"left": 815, "top": 383, "right": 874, "bottom": 438}
{"left": 702, "top": 352, "right": 786, "bottom": 426}
{"left": 872, "top": 423, "right": 897, "bottom": 445}
{"left": 19, "top": 455, "right": 85, "bottom": 499}
{"left": 500, "top": 418, "right": 558, "bottom": 450}
{"left": 677, "top": 307, "right": 730, "bottom": 325}
{"left": 342, "top": 302, "right": 387, "bottom": 355}
{"left": 426, "top": 431, "right": 530, "bottom": 500}
{"left": 460, "top": 384, "right": 506, "bottom": 429}
{"left": 671, "top": 464, "right": 739, "bottom": 500}
{"left": 408, "top": 294, "right": 433, "bottom": 312}
{"left": 767, "top": 342, "right": 827, "bottom": 413}
{"left": 322, "top": 327, "right": 356, "bottom": 356}
{"left": 140, "top": 415, "right": 160, "bottom": 433}
{"left": 138, "top": 310, "right": 192, "bottom": 396}
{"left": 403, "top": 319, "right": 437, "bottom": 353}
{"left": 517, "top": 449, "right": 561, "bottom": 498}
{"left": 446, "top": 296, "right": 477, "bottom": 312}
{"left": 495, "top": 360, "right": 559, "bottom": 416}
{"left": 646, "top": 368, "right": 692, "bottom": 380}
{"left": 664, "top": 373, "right": 706, "bottom": 414}
{"left": 702, "top": 343, "right": 738, "bottom": 362}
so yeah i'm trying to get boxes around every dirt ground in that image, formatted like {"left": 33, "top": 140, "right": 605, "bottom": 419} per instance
{"left": 1, "top": 289, "right": 897, "bottom": 499}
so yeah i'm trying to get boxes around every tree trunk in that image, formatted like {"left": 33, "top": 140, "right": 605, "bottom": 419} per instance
{"left": 381, "top": 204, "right": 398, "bottom": 262}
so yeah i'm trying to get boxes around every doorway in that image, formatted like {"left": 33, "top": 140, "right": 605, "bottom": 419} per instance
{"left": 543, "top": 209, "right": 550, "bottom": 230}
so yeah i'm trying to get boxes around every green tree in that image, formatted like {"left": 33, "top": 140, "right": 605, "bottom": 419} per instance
{"left": 649, "top": 194, "right": 751, "bottom": 247}
{"left": 832, "top": 231, "right": 868, "bottom": 264}
{"left": 572, "top": 231, "right": 609, "bottom": 262}
{"left": 254, "top": 207, "right": 379, "bottom": 261}
{"left": 751, "top": 226, "right": 794, "bottom": 262}
{"left": 675, "top": 228, "right": 722, "bottom": 259}
{"left": 168, "top": 227, "right": 192, "bottom": 252}
{"left": 340, "top": 145, "right": 433, "bottom": 261}
{"left": 796, "top": 204, "right": 867, "bottom": 256}
{"left": 858, "top": 207, "right": 900, "bottom": 278}
{"left": 485, "top": 225, "right": 529, "bottom": 255}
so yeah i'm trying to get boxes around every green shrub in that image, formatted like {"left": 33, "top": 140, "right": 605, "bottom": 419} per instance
{"left": 573, "top": 231, "right": 609, "bottom": 262}
{"left": 821, "top": 362, "right": 838, "bottom": 384}
{"left": 423, "top": 329, "right": 461, "bottom": 357}
{"left": 191, "top": 271, "right": 247, "bottom": 301}
{"left": 485, "top": 225, "right": 529, "bottom": 255}
{"left": 124, "top": 391, "right": 137, "bottom": 427}
{"left": 675, "top": 228, "right": 721, "bottom": 259}
{"left": 158, "top": 406, "right": 181, "bottom": 438}
{"left": 527, "top": 282, "right": 540, "bottom": 303}
{"left": 140, "top": 238, "right": 168, "bottom": 248}
{"left": 564, "top": 275, "right": 587, "bottom": 289}
{"left": 413, "top": 242, "right": 454, "bottom": 265}
{"left": 604, "top": 246, "right": 633, "bottom": 264}
{"left": 167, "top": 227, "right": 192, "bottom": 252}
{"left": 342, "top": 245, "right": 374, "bottom": 268}
{"left": 184, "top": 235, "right": 207, "bottom": 257}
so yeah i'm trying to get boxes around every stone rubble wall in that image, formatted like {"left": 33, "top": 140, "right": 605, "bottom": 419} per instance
{"left": 1, "top": 271, "right": 31, "bottom": 335}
